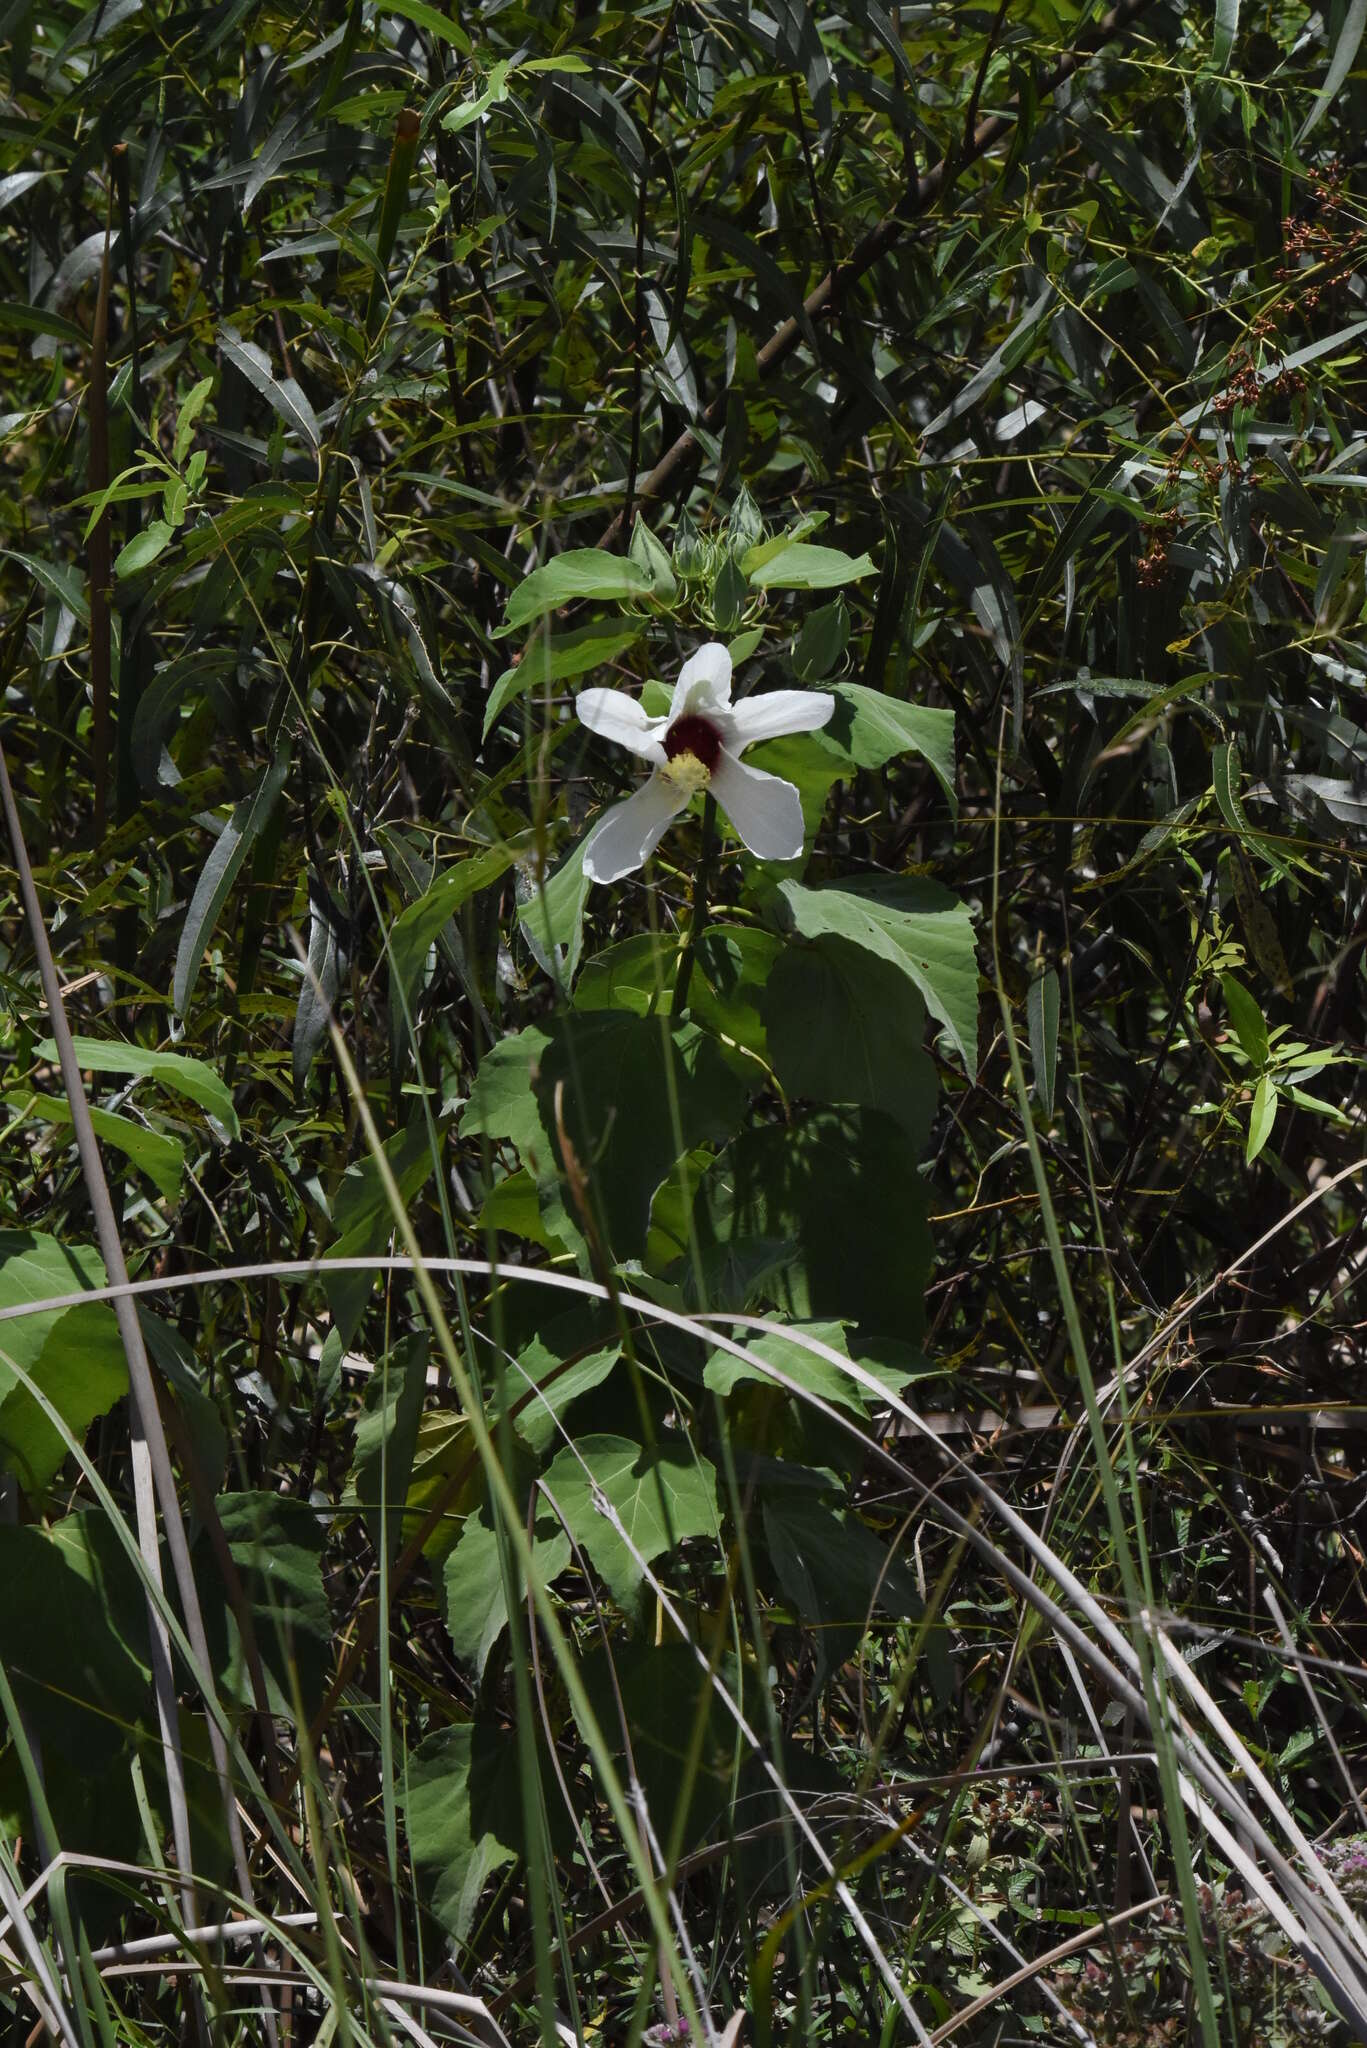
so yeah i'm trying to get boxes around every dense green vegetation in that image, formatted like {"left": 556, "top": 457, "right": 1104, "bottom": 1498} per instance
{"left": 1, "top": 0, "right": 1366, "bottom": 2041}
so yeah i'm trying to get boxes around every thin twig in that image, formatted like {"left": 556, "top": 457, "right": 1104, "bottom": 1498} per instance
{"left": 598, "top": 0, "right": 1158, "bottom": 546}
{"left": 928, "top": 1897, "right": 1161, "bottom": 2044}
{"left": 1264, "top": 1586, "right": 1367, "bottom": 1831}
{"left": 621, "top": 1, "right": 679, "bottom": 545}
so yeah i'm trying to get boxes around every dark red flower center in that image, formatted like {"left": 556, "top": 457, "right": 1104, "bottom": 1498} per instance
{"left": 663, "top": 714, "right": 723, "bottom": 773}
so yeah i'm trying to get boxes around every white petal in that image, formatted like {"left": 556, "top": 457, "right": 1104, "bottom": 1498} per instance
{"left": 669, "top": 640, "right": 733, "bottom": 721}
{"left": 581, "top": 776, "right": 688, "bottom": 884}
{"left": 710, "top": 750, "right": 806, "bottom": 863}
{"left": 727, "top": 688, "right": 835, "bottom": 750}
{"left": 577, "top": 687, "right": 668, "bottom": 764}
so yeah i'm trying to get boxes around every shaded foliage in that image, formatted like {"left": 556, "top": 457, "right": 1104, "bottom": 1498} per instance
{"left": 1, "top": 0, "right": 1366, "bottom": 2042}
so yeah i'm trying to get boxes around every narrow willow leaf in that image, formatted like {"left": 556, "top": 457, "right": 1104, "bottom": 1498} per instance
{"left": 484, "top": 620, "right": 643, "bottom": 738}
{"left": 389, "top": 842, "right": 514, "bottom": 1037}
{"left": 441, "top": 59, "right": 511, "bottom": 133}
{"left": 517, "top": 840, "right": 592, "bottom": 985}
{"left": 1246, "top": 1072, "right": 1278, "bottom": 1163}
{"left": 7, "top": 1092, "right": 185, "bottom": 1202}
{"left": 173, "top": 746, "right": 290, "bottom": 1018}
{"left": 1211, "top": 739, "right": 1294, "bottom": 877}
{"left": 37, "top": 1035, "right": 240, "bottom": 1138}
{"left": 347, "top": 1335, "right": 428, "bottom": 1559}
{"left": 921, "top": 287, "right": 1054, "bottom": 437}
{"left": 384, "top": 0, "right": 472, "bottom": 47}
{"left": 1298, "top": 0, "right": 1367, "bottom": 138}
{"left": 1228, "top": 843, "right": 1292, "bottom": 999}
{"left": 114, "top": 518, "right": 173, "bottom": 578}
{"left": 1027, "top": 968, "right": 1060, "bottom": 1120}
{"left": 2, "top": 547, "right": 90, "bottom": 622}
{"left": 1220, "top": 974, "right": 1269, "bottom": 1067}
{"left": 292, "top": 878, "right": 349, "bottom": 1092}
{"left": 0, "top": 172, "right": 49, "bottom": 212}
{"left": 0, "top": 301, "right": 89, "bottom": 347}
{"left": 172, "top": 374, "right": 214, "bottom": 464}
{"left": 218, "top": 324, "right": 320, "bottom": 450}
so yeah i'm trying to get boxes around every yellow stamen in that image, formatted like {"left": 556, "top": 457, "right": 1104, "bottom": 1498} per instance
{"left": 658, "top": 751, "right": 711, "bottom": 798}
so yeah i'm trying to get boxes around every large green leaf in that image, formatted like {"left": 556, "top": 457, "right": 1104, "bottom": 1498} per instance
{"left": 346, "top": 1335, "right": 429, "bottom": 1559}
{"left": 762, "top": 941, "right": 938, "bottom": 1143}
{"left": 825, "top": 683, "right": 957, "bottom": 811}
{"left": 541, "top": 1014, "right": 747, "bottom": 1260}
{"left": 704, "top": 1319, "right": 928, "bottom": 1420}
{"left": 687, "top": 926, "right": 782, "bottom": 1057}
{"left": 510, "top": 1336, "right": 621, "bottom": 1454}
{"left": 0, "top": 1300, "right": 128, "bottom": 1494}
{"left": 461, "top": 1025, "right": 553, "bottom": 1169}
{"left": 762, "top": 1492, "right": 928, "bottom": 1680}
{"left": 0, "top": 1234, "right": 129, "bottom": 1493}
{"left": 0, "top": 1233, "right": 106, "bottom": 1376}
{"left": 543, "top": 1433, "right": 719, "bottom": 1607}
{"left": 745, "top": 542, "right": 876, "bottom": 589}
{"left": 402, "top": 1722, "right": 525, "bottom": 1941}
{"left": 442, "top": 1508, "right": 571, "bottom": 1678}
{"left": 0, "top": 1509, "right": 151, "bottom": 1763}
{"left": 503, "top": 550, "right": 652, "bottom": 631}
{"left": 200, "top": 1492, "right": 331, "bottom": 1721}
{"left": 573, "top": 931, "right": 676, "bottom": 1015}
{"left": 776, "top": 877, "right": 979, "bottom": 1074}
{"left": 582, "top": 1639, "right": 734, "bottom": 1851}
{"left": 699, "top": 1108, "right": 934, "bottom": 1338}
{"left": 464, "top": 1013, "right": 747, "bottom": 1261}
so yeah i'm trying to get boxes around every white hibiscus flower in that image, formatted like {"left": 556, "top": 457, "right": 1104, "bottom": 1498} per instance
{"left": 576, "top": 641, "right": 835, "bottom": 884}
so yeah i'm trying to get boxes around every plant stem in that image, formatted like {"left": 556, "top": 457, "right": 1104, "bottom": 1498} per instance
{"left": 671, "top": 793, "right": 716, "bottom": 1017}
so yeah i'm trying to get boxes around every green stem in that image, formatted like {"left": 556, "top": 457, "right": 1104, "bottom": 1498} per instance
{"left": 671, "top": 793, "right": 717, "bottom": 1017}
